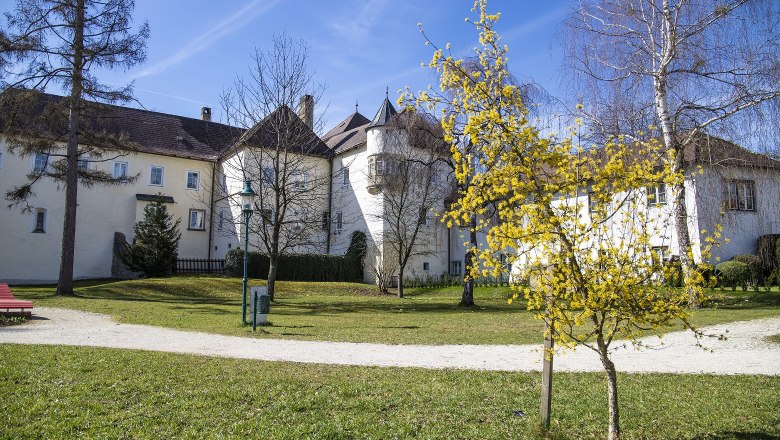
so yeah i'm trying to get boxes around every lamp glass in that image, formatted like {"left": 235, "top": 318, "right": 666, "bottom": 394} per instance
{"left": 240, "top": 180, "right": 256, "bottom": 213}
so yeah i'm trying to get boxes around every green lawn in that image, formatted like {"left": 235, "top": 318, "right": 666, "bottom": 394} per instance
{"left": 11, "top": 276, "right": 780, "bottom": 345}
{"left": 1, "top": 345, "right": 778, "bottom": 439}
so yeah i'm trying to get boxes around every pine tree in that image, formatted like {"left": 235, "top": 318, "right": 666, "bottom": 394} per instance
{"left": 121, "top": 199, "right": 181, "bottom": 277}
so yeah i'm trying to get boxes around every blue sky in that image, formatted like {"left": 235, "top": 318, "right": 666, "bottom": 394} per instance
{"left": 1, "top": 0, "right": 570, "bottom": 132}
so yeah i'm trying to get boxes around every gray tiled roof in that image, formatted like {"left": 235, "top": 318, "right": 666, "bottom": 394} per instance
{"left": 232, "top": 105, "right": 331, "bottom": 157}
{"left": 0, "top": 91, "right": 331, "bottom": 161}
{"left": 323, "top": 112, "right": 370, "bottom": 155}
{"left": 0, "top": 91, "right": 238, "bottom": 161}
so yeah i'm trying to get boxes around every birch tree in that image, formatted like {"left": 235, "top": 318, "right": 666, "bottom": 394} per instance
{"left": 566, "top": 0, "right": 780, "bottom": 306}
{"left": 0, "top": 0, "right": 148, "bottom": 295}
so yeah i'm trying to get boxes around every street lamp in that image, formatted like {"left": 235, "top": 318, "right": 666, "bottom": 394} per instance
{"left": 240, "top": 179, "right": 256, "bottom": 324}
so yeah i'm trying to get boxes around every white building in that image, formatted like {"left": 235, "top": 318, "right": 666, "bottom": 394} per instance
{"left": 0, "top": 92, "right": 777, "bottom": 284}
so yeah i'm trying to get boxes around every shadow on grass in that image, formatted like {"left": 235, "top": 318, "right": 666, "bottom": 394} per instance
{"left": 689, "top": 432, "right": 780, "bottom": 440}
{"left": 268, "top": 300, "right": 522, "bottom": 317}
{"left": 14, "top": 277, "right": 528, "bottom": 318}
{"left": 704, "top": 292, "right": 780, "bottom": 310}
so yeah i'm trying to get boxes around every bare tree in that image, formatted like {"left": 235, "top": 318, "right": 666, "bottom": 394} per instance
{"left": 566, "top": 0, "right": 780, "bottom": 306}
{"left": 368, "top": 111, "right": 450, "bottom": 298}
{"left": 220, "top": 34, "right": 329, "bottom": 301}
{"left": 0, "top": 0, "right": 148, "bottom": 295}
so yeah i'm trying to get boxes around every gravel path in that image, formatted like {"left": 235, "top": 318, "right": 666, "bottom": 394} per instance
{"left": 2, "top": 307, "right": 779, "bottom": 375}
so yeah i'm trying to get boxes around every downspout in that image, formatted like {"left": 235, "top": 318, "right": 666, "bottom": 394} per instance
{"left": 207, "top": 160, "right": 217, "bottom": 259}
{"left": 326, "top": 153, "right": 334, "bottom": 254}
{"left": 447, "top": 225, "right": 451, "bottom": 275}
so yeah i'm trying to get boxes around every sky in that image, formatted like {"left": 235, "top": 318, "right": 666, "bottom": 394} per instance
{"left": 0, "top": 0, "right": 570, "bottom": 133}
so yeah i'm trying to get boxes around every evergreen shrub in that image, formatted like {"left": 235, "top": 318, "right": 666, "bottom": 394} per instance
{"left": 715, "top": 261, "right": 750, "bottom": 289}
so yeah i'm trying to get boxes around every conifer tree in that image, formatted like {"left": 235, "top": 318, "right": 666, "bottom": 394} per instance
{"left": 0, "top": 0, "right": 149, "bottom": 295}
{"left": 121, "top": 199, "right": 181, "bottom": 277}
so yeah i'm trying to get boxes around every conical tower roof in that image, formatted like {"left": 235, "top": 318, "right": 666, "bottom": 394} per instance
{"left": 367, "top": 97, "right": 398, "bottom": 129}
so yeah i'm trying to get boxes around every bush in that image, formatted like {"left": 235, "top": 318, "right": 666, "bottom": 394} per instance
{"left": 224, "top": 248, "right": 363, "bottom": 282}
{"left": 732, "top": 254, "right": 762, "bottom": 284}
{"left": 715, "top": 261, "right": 750, "bottom": 289}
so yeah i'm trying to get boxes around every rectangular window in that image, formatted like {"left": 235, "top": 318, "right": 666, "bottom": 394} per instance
{"left": 450, "top": 260, "right": 462, "bottom": 275}
{"left": 419, "top": 207, "right": 430, "bottom": 226}
{"left": 77, "top": 157, "right": 90, "bottom": 171}
{"left": 292, "top": 208, "right": 307, "bottom": 229}
{"left": 375, "top": 158, "right": 384, "bottom": 176}
{"left": 188, "top": 209, "right": 205, "bottom": 230}
{"left": 149, "top": 166, "right": 164, "bottom": 186}
{"left": 186, "top": 171, "right": 200, "bottom": 190}
{"left": 321, "top": 211, "right": 329, "bottom": 231}
{"left": 33, "top": 209, "right": 46, "bottom": 233}
{"left": 262, "top": 167, "right": 275, "bottom": 185}
{"left": 588, "top": 192, "right": 597, "bottom": 213}
{"left": 34, "top": 153, "right": 49, "bottom": 173}
{"left": 342, "top": 167, "right": 349, "bottom": 186}
{"left": 218, "top": 210, "right": 224, "bottom": 231}
{"left": 113, "top": 161, "right": 128, "bottom": 179}
{"left": 261, "top": 208, "right": 274, "bottom": 225}
{"left": 335, "top": 211, "right": 343, "bottom": 233}
{"left": 726, "top": 180, "right": 755, "bottom": 211}
{"left": 292, "top": 172, "right": 307, "bottom": 191}
{"left": 423, "top": 262, "right": 430, "bottom": 271}
{"left": 651, "top": 246, "right": 669, "bottom": 265}
{"left": 647, "top": 183, "right": 667, "bottom": 206}
{"left": 220, "top": 173, "right": 227, "bottom": 192}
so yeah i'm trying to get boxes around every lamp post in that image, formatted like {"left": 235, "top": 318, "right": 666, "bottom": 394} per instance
{"left": 240, "top": 179, "right": 256, "bottom": 325}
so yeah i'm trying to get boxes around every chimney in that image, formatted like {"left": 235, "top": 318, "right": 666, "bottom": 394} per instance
{"left": 201, "top": 106, "right": 212, "bottom": 122}
{"left": 298, "top": 95, "right": 314, "bottom": 129}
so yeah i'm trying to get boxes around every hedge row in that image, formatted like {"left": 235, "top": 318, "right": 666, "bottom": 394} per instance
{"left": 224, "top": 231, "right": 366, "bottom": 283}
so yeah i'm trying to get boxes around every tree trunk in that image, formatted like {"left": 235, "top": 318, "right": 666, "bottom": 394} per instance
{"left": 597, "top": 339, "right": 620, "bottom": 440}
{"left": 653, "top": 0, "right": 699, "bottom": 308}
{"left": 397, "top": 266, "right": 404, "bottom": 298}
{"left": 459, "top": 214, "right": 477, "bottom": 306}
{"left": 56, "top": 0, "right": 85, "bottom": 297}
{"left": 267, "top": 256, "right": 278, "bottom": 301}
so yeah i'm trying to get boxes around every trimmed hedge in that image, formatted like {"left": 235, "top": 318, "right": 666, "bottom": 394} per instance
{"left": 224, "top": 231, "right": 367, "bottom": 283}
{"left": 732, "top": 254, "right": 762, "bottom": 282}
{"left": 715, "top": 260, "right": 750, "bottom": 289}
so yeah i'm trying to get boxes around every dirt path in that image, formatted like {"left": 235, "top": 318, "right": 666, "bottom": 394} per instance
{"left": 2, "top": 307, "right": 779, "bottom": 375}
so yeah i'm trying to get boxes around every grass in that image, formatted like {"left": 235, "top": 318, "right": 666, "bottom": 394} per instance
{"left": 766, "top": 334, "right": 780, "bottom": 344}
{"left": 11, "top": 276, "right": 780, "bottom": 345}
{"left": 1, "top": 344, "right": 778, "bottom": 439}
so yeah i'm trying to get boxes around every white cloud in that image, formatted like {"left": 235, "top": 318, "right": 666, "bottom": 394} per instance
{"left": 502, "top": 6, "right": 568, "bottom": 42}
{"left": 133, "top": 0, "right": 279, "bottom": 79}
{"left": 329, "top": 0, "right": 390, "bottom": 41}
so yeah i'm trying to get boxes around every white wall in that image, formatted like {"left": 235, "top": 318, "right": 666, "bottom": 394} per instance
{"left": 694, "top": 165, "right": 780, "bottom": 263}
{"left": 0, "top": 135, "right": 215, "bottom": 284}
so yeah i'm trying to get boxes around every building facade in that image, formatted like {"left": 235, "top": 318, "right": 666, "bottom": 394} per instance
{"left": 0, "top": 92, "right": 778, "bottom": 284}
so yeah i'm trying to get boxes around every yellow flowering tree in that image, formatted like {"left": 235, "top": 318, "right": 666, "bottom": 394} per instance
{"left": 402, "top": 2, "right": 708, "bottom": 439}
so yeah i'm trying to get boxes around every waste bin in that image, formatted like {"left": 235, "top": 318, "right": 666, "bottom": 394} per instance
{"left": 250, "top": 286, "right": 270, "bottom": 327}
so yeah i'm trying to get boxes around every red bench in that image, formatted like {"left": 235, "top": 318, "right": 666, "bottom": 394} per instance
{"left": 0, "top": 283, "right": 33, "bottom": 318}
